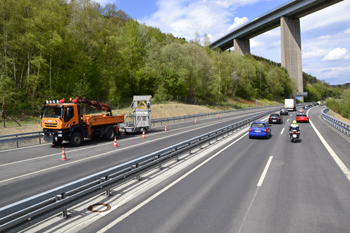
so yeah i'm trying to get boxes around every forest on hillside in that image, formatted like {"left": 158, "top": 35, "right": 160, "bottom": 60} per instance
{"left": 0, "top": 0, "right": 342, "bottom": 116}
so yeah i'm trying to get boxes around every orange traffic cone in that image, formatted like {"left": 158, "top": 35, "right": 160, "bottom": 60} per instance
{"left": 217, "top": 113, "right": 219, "bottom": 117}
{"left": 195, "top": 118, "right": 197, "bottom": 123}
{"left": 61, "top": 147, "right": 67, "bottom": 161}
{"left": 165, "top": 125, "right": 168, "bottom": 131}
{"left": 142, "top": 130, "right": 146, "bottom": 139}
{"left": 114, "top": 136, "right": 118, "bottom": 147}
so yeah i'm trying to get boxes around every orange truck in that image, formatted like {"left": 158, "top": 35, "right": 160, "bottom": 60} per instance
{"left": 41, "top": 97, "right": 124, "bottom": 146}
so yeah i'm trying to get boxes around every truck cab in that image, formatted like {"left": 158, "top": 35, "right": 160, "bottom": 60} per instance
{"left": 41, "top": 98, "right": 124, "bottom": 147}
{"left": 41, "top": 102, "right": 83, "bottom": 146}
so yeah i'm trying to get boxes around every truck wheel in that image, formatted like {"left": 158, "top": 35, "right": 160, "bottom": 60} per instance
{"left": 104, "top": 127, "right": 115, "bottom": 140}
{"left": 70, "top": 133, "right": 83, "bottom": 147}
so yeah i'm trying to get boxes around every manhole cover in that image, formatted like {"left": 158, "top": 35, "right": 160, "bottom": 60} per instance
{"left": 87, "top": 203, "right": 111, "bottom": 213}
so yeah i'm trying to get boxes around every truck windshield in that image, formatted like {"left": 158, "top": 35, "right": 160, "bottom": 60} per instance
{"left": 42, "top": 107, "right": 63, "bottom": 118}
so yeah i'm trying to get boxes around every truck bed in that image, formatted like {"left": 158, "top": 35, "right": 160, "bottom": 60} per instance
{"left": 82, "top": 114, "right": 124, "bottom": 127}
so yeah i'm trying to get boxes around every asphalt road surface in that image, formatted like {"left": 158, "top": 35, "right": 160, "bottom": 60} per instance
{"left": 0, "top": 107, "right": 277, "bottom": 207}
{"left": 83, "top": 106, "right": 350, "bottom": 233}
{"left": 5, "top": 105, "right": 350, "bottom": 233}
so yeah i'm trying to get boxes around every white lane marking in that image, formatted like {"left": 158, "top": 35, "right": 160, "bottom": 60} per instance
{"left": 0, "top": 109, "right": 263, "bottom": 155}
{"left": 2, "top": 112, "right": 260, "bottom": 166}
{"left": 310, "top": 119, "right": 350, "bottom": 181}
{"left": 0, "top": 111, "right": 265, "bottom": 167}
{"left": 237, "top": 188, "right": 259, "bottom": 233}
{"left": 280, "top": 128, "right": 285, "bottom": 135}
{"left": 0, "top": 108, "right": 277, "bottom": 154}
{"left": 97, "top": 133, "right": 249, "bottom": 233}
{"left": 287, "top": 119, "right": 289, "bottom": 122}
{"left": 257, "top": 156, "right": 273, "bottom": 186}
{"left": 0, "top": 143, "right": 48, "bottom": 153}
{"left": 0, "top": 114, "right": 270, "bottom": 183}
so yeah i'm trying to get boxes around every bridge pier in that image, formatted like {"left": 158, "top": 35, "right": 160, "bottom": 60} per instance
{"left": 234, "top": 38, "right": 250, "bottom": 55}
{"left": 281, "top": 16, "right": 303, "bottom": 100}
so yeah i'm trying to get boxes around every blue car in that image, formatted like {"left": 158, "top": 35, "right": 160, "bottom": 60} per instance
{"left": 249, "top": 121, "right": 271, "bottom": 139}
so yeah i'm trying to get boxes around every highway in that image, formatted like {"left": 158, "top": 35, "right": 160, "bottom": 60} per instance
{"left": 0, "top": 106, "right": 277, "bottom": 207}
{"left": 4, "top": 105, "right": 350, "bottom": 233}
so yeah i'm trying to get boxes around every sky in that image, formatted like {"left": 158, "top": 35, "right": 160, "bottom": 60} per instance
{"left": 96, "top": 0, "right": 350, "bottom": 85}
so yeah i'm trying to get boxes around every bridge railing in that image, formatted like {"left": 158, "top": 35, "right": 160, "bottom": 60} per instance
{"left": 0, "top": 109, "right": 276, "bottom": 232}
{"left": 321, "top": 108, "right": 350, "bottom": 137}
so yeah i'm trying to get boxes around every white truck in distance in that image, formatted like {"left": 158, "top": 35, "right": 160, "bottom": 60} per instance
{"left": 285, "top": 99, "right": 296, "bottom": 111}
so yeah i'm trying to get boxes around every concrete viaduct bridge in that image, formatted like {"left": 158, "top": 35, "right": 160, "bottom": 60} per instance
{"left": 210, "top": 0, "right": 343, "bottom": 98}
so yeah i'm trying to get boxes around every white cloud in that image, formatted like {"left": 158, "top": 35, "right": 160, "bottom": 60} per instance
{"left": 227, "top": 17, "right": 249, "bottom": 32}
{"left": 322, "top": 48, "right": 349, "bottom": 61}
{"left": 318, "top": 35, "right": 331, "bottom": 40}
{"left": 302, "top": 47, "right": 327, "bottom": 59}
{"left": 345, "top": 28, "right": 350, "bottom": 34}
{"left": 139, "top": 0, "right": 263, "bottom": 43}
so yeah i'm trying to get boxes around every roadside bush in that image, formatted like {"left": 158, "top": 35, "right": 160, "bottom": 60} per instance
{"left": 326, "top": 91, "right": 350, "bottom": 119}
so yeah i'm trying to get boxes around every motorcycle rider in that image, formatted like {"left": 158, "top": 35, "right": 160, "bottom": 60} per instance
{"left": 289, "top": 120, "right": 300, "bottom": 139}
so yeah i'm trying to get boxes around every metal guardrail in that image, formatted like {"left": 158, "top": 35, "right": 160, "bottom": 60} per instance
{"left": 150, "top": 105, "right": 276, "bottom": 126}
{"left": 0, "top": 109, "right": 276, "bottom": 232}
{"left": 0, "top": 105, "right": 281, "bottom": 148}
{"left": 321, "top": 108, "right": 350, "bottom": 137}
{"left": 0, "top": 131, "right": 44, "bottom": 147}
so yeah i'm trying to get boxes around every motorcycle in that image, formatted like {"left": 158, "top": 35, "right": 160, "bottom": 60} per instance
{"left": 289, "top": 128, "right": 300, "bottom": 143}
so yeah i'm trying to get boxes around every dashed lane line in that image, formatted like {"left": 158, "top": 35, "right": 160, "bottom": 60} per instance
{"left": 0, "top": 114, "right": 271, "bottom": 183}
{"left": 257, "top": 156, "right": 273, "bottom": 187}
{"left": 0, "top": 110, "right": 268, "bottom": 168}
{"left": 97, "top": 133, "right": 249, "bottom": 233}
{"left": 0, "top": 108, "right": 274, "bottom": 154}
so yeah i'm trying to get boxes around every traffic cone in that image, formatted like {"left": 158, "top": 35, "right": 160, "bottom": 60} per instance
{"left": 114, "top": 136, "right": 118, "bottom": 147}
{"left": 217, "top": 113, "right": 219, "bottom": 117}
{"left": 195, "top": 118, "right": 197, "bottom": 123}
{"left": 165, "top": 125, "right": 168, "bottom": 131}
{"left": 61, "top": 147, "right": 67, "bottom": 161}
{"left": 142, "top": 130, "right": 146, "bottom": 139}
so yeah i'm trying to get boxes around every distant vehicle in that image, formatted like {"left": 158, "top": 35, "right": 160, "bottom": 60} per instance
{"left": 249, "top": 121, "right": 271, "bottom": 139}
{"left": 269, "top": 113, "right": 283, "bottom": 124}
{"left": 280, "top": 108, "right": 288, "bottom": 115}
{"left": 296, "top": 112, "right": 309, "bottom": 123}
{"left": 289, "top": 127, "right": 300, "bottom": 143}
{"left": 285, "top": 99, "right": 296, "bottom": 111}
{"left": 297, "top": 108, "right": 305, "bottom": 113}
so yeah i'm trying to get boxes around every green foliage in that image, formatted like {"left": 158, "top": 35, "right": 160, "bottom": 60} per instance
{"left": 326, "top": 91, "right": 350, "bottom": 119}
{"left": 1, "top": 0, "right": 337, "bottom": 117}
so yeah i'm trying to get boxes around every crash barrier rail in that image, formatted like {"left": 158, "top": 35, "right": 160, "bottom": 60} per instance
{"left": 0, "top": 109, "right": 276, "bottom": 232}
{"left": 321, "top": 108, "right": 350, "bottom": 137}
{"left": 150, "top": 105, "right": 279, "bottom": 127}
{"left": 0, "top": 105, "right": 281, "bottom": 148}
{"left": 0, "top": 131, "right": 44, "bottom": 147}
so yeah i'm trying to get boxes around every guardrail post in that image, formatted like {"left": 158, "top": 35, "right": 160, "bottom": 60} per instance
{"left": 56, "top": 193, "right": 67, "bottom": 218}
{"left": 132, "top": 164, "right": 141, "bottom": 181}
{"left": 16, "top": 135, "right": 19, "bottom": 148}
{"left": 104, "top": 176, "right": 111, "bottom": 196}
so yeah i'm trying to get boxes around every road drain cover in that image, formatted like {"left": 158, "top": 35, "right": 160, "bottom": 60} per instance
{"left": 87, "top": 203, "right": 111, "bottom": 213}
